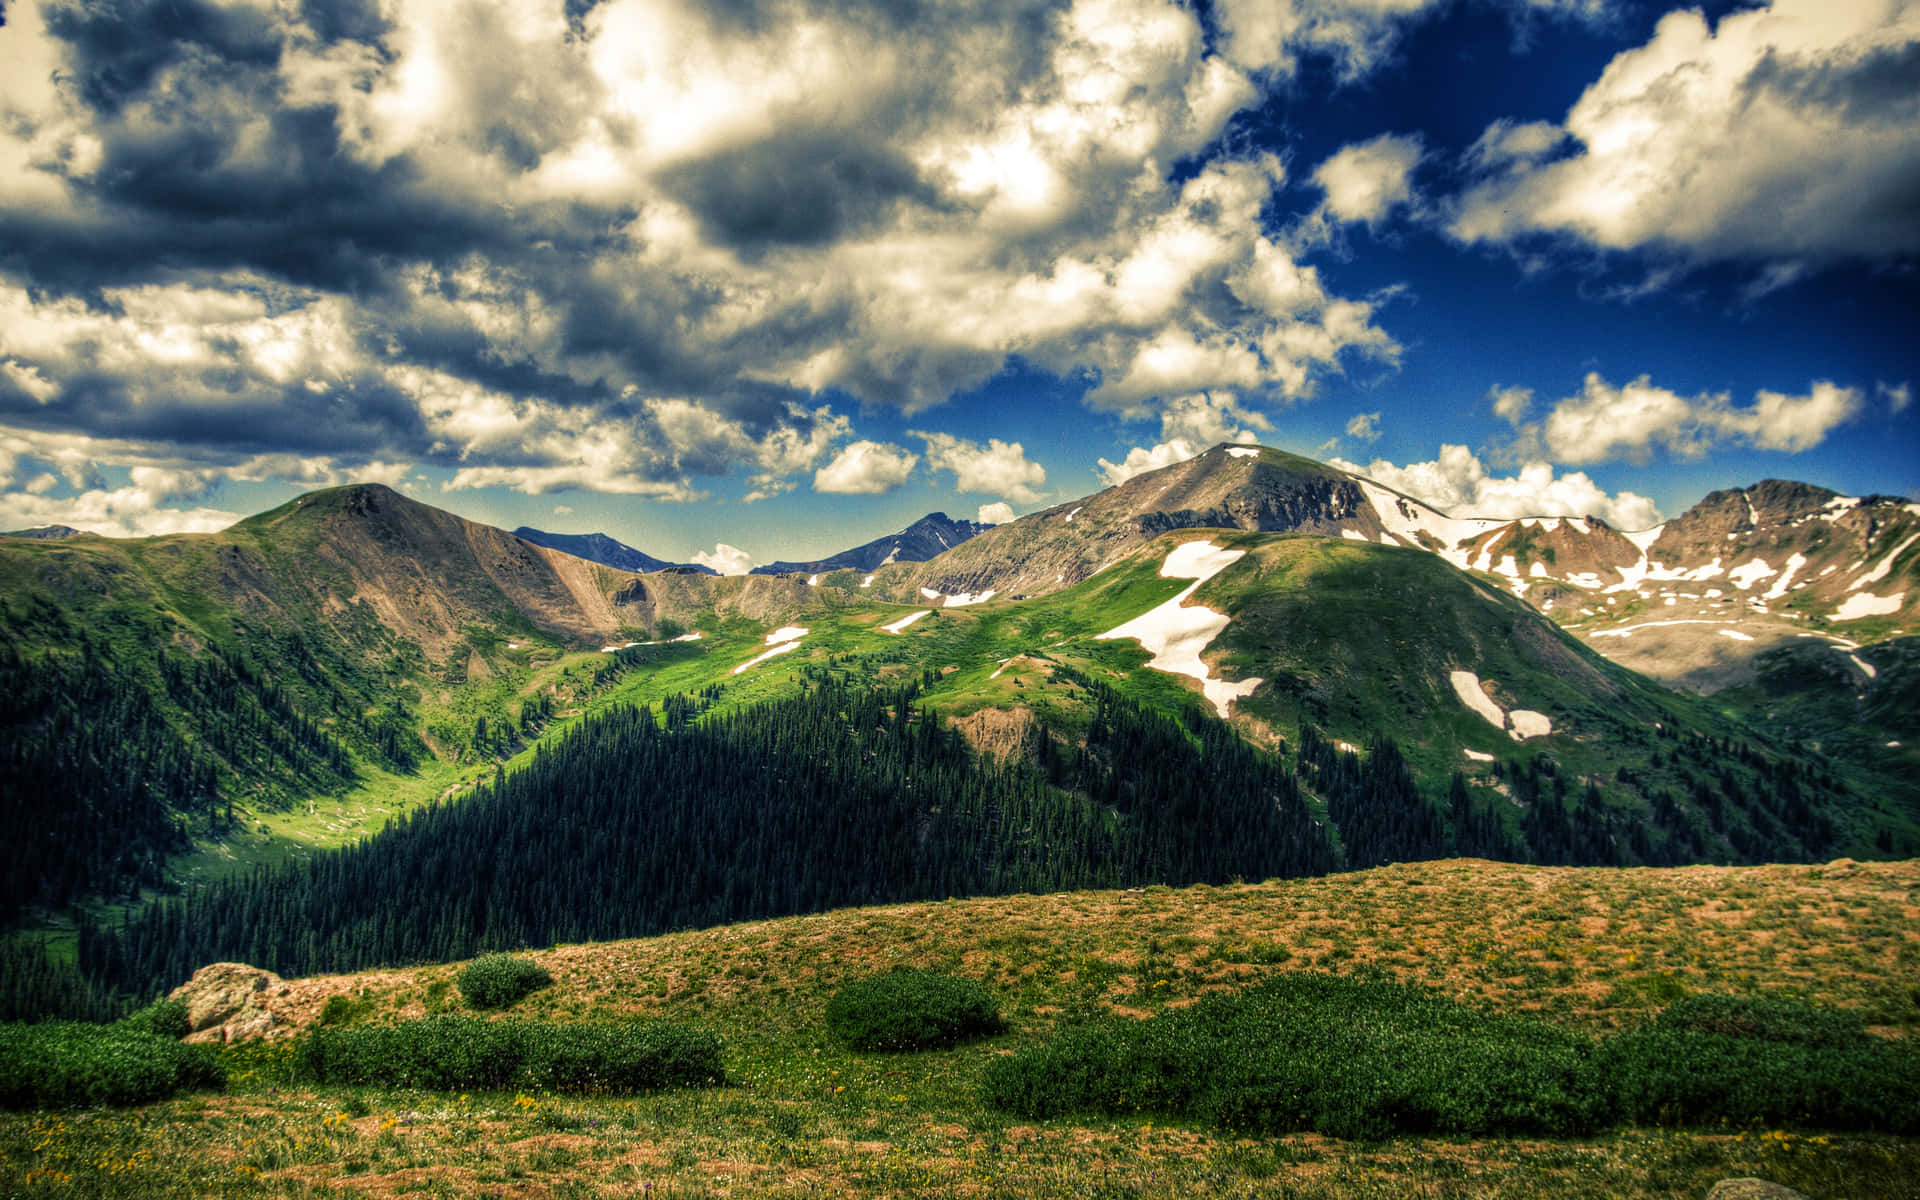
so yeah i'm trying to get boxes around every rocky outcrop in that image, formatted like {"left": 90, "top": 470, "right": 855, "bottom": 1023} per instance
{"left": 168, "top": 962, "right": 288, "bottom": 1045}
{"left": 1705, "top": 1180, "right": 1809, "bottom": 1200}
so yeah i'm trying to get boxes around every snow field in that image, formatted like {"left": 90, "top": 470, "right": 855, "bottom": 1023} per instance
{"left": 880, "top": 610, "right": 932, "bottom": 633}
{"left": 1096, "top": 540, "right": 1262, "bottom": 719}
{"left": 732, "top": 626, "right": 809, "bottom": 674}
{"left": 1832, "top": 591, "right": 1904, "bottom": 620}
{"left": 1449, "top": 670, "right": 1552, "bottom": 742}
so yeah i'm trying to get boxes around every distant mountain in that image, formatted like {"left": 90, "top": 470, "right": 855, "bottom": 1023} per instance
{"left": 5, "top": 459, "right": 1915, "bottom": 936}
{"left": 2, "top": 525, "right": 84, "bottom": 539}
{"left": 749, "top": 512, "right": 990, "bottom": 576}
{"left": 866, "top": 446, "right": 1917, "bottom": 694}
{"left": 513, "top": 527, "right": 717, "bottom": 576}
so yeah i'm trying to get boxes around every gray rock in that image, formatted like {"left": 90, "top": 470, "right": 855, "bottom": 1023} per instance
{"left": 168, "top": 962, "right": 284, "bottom": 1044}
{"left": 1706, "top": 1179, "right": 1811, "bottom": 1200}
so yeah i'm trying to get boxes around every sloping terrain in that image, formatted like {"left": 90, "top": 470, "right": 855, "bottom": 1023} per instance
{"left": 3, "top": 455, "right": 1916, "bottom": 932}
{"left": 512, "top": 527, "right": 717, "bottom": 575}
{"left": 7, "top": 859, "right": 1917, "bottom": 1199}
{"left": 750, "top": 511, "right": 992, "bottom": 576}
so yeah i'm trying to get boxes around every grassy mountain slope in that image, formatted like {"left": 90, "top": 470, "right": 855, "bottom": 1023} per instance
{"left": 6, "top": 860, "right": 1917, "bottom": 1198}
{"left": 3, "top": 458, "right": 1911, "bottom": 934}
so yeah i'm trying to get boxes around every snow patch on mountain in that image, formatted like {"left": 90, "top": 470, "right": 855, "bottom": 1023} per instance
{"left": 1097, "top": 540, "right": 1262, "bottom": 718}
{"left": 881, "top": 610, "right": 932, "bottom": 633}
{"left": 1852, "top": 532, "right": 1920, "bottom": 591}
{"left": 1450, "top": 670, "right": 1552, "bottom": 741}
{"left": 733, "top": 626, "right": 809, "bottom": 674}
{"left": 1832, "top": 591, "right": 1904, "bottom": 621}
{"left": 1727, "top": 558, "right": 1774, "bottom": 590}
{"left": 1764, "top": 553, "right": 1807, "bottom": 600}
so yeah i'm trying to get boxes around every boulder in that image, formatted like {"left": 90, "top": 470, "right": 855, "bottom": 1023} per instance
{"left": 1706, "top": 1180, "right": 1810, "bottom": 1200}
{"left": 167, "top": 962, "right": 286, "bottom": 1044}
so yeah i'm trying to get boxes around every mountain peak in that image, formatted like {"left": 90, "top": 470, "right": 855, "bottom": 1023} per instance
{"left": 2, "top": 524, "right": 85, "bottom": 539}
{"left": 513, "top": 527, "right": 716, "bottom": 575}
{"left": 749, "top": 511, "right": 991, "bottom": 576}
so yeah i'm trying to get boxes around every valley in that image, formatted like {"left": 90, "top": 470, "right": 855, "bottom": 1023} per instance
{"left": 3, "top": 445, "right": 1915, "bottom": 969}
{"left": 4, "top": 443, "right": 1918, "bottom": 1196}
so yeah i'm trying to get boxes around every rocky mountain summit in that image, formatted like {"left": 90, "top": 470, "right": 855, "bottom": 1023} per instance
{"left": 750, "top": 511, "right": 992, "bottom": 577}
{"left": 512, "top": 527, "right": 716, "bottom": 575}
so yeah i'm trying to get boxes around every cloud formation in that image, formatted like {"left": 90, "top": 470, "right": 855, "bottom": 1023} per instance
{"left": 1333, "top": 445, "right": 1663, "bottom": 530}
{"left": 691, "top": 543, "right": 756, "bottom": 576}
{"left": 1312, "top": 134, "right": 1423, "bottom": 227}
{"left": 1528, "top": 374, "right": 1862, "bottom": 465}
{"left": 1097, "top": 391, "right": 1269, "bottom": 485}
{"left": 813, "top": 440, "right": 918, "bottom": 495}
{"left": 1449, "top": 0, "right": 1920, "bottom": 265}
{"left": 0, "top": 0, "right": 1438, "bottom": 525}
{"left": 918, "top": 433, "right": 1048, "bottom": 504}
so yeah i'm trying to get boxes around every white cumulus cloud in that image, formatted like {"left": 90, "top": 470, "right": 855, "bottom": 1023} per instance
{"left": 977, "top": 501, "right": 1016, "bottom": 525}
{"left": 1333, "top": 444, "right": 1664, "bottom": 530}
{"left": 1098, "top": 391, "right": 1269, "bottom": 486}
{"left": 691, "top": 543, "right": 756, "bottom": 576}
{"left": 812, "top": 440, "right": 918, "bottom": 495}
{"left": 1312, "top": 134, "right": 1424, "bottom": 227}
{"left": 1448, "top": 0, "right": 1920, "bottom": 266}
{"left": 916, "top": 433, "right": 1048, "bottom": 504}
{"left": 1537, "top": 374, "right": 1862, "bottom": 465}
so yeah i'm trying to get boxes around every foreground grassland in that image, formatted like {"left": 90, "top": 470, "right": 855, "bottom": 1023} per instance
{"left": 6, "top": 858, "right": 1919, "bottom": 1198}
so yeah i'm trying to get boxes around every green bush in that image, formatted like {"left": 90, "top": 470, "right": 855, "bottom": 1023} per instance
{"left": 983, "top": 973, "right": 1604, "bottom": 1139}
{"left": 825, "top": 968, "right": 1003, "bottom": 1052}
{"left": 119, "top": 999, "right": 191, "bottom": 1040}
{"left": 1598, "top": 1028, "right": 1920, "bottom": 1132}
{"left": 457, "top": 954, "right": 552, "bottom": 1010}
{"left": 1653, "top": 993, "right": 1867, "bottom": 1047}
{"left": 982, "top": 973, "right": 1920, "bottom": 1138}
{"left": 0, "top": 1022, "right": 225, "bottom": 1108}
{"left": 294, "top": 1017, "right": 724, "bottom": 1094}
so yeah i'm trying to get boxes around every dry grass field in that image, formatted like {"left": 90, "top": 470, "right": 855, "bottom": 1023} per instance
{"left": 5, "top": 857, "right": 1918, "bottom": 1199}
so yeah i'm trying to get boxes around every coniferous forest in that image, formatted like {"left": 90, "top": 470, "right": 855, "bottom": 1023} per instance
{"left": 40, "top": 661, "right": 1842, "bottom": 1009}
{"left": 83, "top": 671, "right": 1336, "bottom": 999}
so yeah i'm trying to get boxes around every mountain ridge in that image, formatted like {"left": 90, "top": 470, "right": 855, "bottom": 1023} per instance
{"left": 3, "top": 454, "right": 1916, "bottom": 929}
{"left": 748, "top": 511, "right": 992, "bottom": 577}
{"left": 511, "top": 527, "right": 718, "bottom": 576}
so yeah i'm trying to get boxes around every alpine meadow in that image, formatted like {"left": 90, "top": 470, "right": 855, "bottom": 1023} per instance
{"left": 4, "top": 0, "right": 1920, "bottom": 1196}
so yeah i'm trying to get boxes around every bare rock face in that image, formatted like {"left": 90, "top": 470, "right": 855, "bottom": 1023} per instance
{"left": 1706, "top": 1180, "right": 1810, "bottom": 1200}
{"left": 168, "top": 962, "right": 287, "bottom": 1044}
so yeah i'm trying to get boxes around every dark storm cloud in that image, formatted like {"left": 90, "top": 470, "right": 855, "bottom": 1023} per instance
{"left": 1746, "top": 41, "right": 1920, "bottom": 124}
{"left": 660, "top": 130, "right": 942, "bottom": 251}
{"left": 0, "top": 364, "right": 431, "bottom": 461}
{"left": 42, "top": 0, "right": 288, "bottom": 115}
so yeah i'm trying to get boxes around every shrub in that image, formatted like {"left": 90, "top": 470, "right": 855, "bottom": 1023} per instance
{"left": 0, "top": 1022, "right": 225, "bottom": 1108}
{"left": 1653, "top": 993, "right": 1867, "bottom": 1048}
{"left": 982, "top": 973, "right": 1605, "bottom": 1139}
{"left": 825, "top": 968, "right": 1003, "bottom": 1052}
{"left": 119, "top": 999, "right": 191, "bottom": 1040}
{"left": 983, "top": 973, "right": 1920, "bottom": 1139}
{"left": 1598, "top": 1028, "right": 1920, "bottom": 1132}
{"left": 293, "top": 1017, "right": 724, "bottom": 1094}
{"left": 457, "top": 954, "right": 552, "bottom": 1010}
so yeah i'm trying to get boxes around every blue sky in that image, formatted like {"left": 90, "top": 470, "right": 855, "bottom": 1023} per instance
{"left": 0, "top": 0, "right": 1914, "bottom": 568}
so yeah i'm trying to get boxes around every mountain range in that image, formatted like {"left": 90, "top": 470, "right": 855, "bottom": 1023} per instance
{"left": 747, "top": 511, "right": 992, "bottom": 577}
{"left": 510, "top": 527, "right": 717, "bottom": 576}
{"left": 2, "top": 444, "right": 1916, "bottom": 953}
